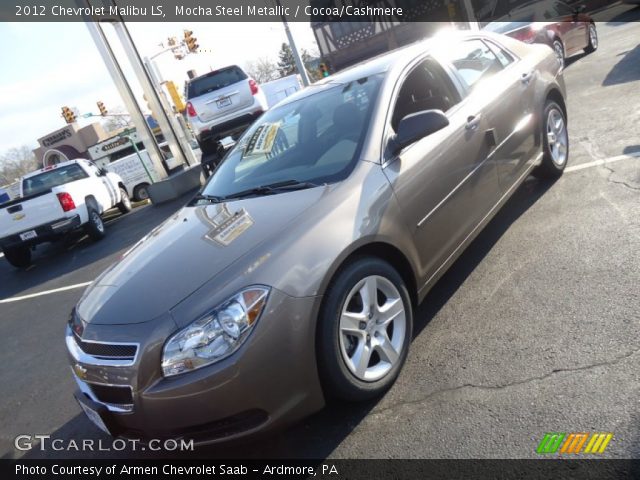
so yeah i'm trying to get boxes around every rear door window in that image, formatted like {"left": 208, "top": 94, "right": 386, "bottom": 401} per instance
{"left": 187, "top": 66, "right": 248, "bottom": 99}
{"left": 447, "top": 39, "right": 505, "bottom": 91}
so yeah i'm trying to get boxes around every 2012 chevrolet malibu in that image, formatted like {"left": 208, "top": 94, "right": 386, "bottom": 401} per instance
{"left": 67, "top": 31, "right": 568, "bottom": 443}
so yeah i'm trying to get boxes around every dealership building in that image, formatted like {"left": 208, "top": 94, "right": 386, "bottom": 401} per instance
{"left": 32, "top": 122, "right": 111, "bottom": 168}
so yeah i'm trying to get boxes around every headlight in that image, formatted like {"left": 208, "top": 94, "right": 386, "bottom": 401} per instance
{"left": 161, "top": 287, "right": 269, "bottom": 377}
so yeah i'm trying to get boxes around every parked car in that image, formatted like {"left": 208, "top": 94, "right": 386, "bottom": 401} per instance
{"left": 67, "top": 31, "right": 568, "bottom": 443}
{"left": 186, "top": 65, "right": 268, "bottom": 154}
{"left": 0, "top": 159, "right": 130, "bottom": 268}
{"left": 484, "top": 0, "right": 598, "bottom": 68}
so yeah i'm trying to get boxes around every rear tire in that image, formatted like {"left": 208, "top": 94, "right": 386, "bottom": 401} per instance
{"left": 133, "top": 184, "right": 150, "bottom": 202}
{"left": 552, "top": 39, "right": 565, "bottom": 70}
{"left": 84, "top": 208, "right": 106, "bottom": 241}
{"left": 584, "top": 23, "right": 598, "bottom": 54}
{"left": 317, "top": 257, "right": 413, "bottom": 402}
{"left": 532, "top": 101, "right": 569, "bottom": 179}
{"left": 3, "top": 246, "right": 31, "bottom": 268}
{"left": 117, "top": 187, "right": 132, "bottom": 214}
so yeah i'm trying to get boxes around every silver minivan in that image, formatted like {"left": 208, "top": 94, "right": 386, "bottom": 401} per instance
{"left": 186, "top": 65, "right": 268, "bottom": 154}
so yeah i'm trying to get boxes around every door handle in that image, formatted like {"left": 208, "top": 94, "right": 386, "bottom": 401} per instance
{"left": 521, "top": 71, "right": 533, "bottom": 84}
{"left": 465, "top": 114, "right": 482, "bottom": 131}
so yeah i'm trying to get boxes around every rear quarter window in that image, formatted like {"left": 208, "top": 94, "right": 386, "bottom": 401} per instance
{"left": 187, "top": 66, "right": 248, "bottom": 99}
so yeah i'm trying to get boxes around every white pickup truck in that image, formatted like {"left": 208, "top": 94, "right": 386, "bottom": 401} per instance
{"left": 0, "top": 159, "right": 130, "bottom": 268}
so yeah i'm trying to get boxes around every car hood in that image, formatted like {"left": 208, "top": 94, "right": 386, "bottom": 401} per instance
{"left": 77, "top": 188, "right": 326, "bottom": 325}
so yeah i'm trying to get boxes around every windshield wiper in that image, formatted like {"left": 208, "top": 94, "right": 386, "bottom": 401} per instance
{"left": 189, "top": 193, "right": 223, "bottom": 205}
{"left": 220, "top": 180, "right": 319, "bottom": 201}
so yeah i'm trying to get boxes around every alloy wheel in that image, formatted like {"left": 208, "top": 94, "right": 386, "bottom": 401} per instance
{"left": 546, "top": 108, "right": 568, "bottom": 167}
{"left": 339, "top": 275, "right": 407, "bottom": 382}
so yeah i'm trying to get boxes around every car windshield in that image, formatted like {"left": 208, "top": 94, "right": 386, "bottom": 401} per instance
{"left": 22, "top": 163, "right": 88, "bottom": 197}
{"left": 200, "top": 74, "right": 383, "bottom": 200}
{"left": 187, "top": 66, "right": 247, "bottom": 98}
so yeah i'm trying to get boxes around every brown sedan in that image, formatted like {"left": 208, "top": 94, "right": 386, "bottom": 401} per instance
{"left": 66, "top": 31, "right": 568, "bottom": 444}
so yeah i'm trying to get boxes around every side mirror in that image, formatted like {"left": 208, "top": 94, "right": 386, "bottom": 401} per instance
{"left": 390, "top": 110, "right": 449, "bottom": 154}
{"left": 98, "top": 168, "right": 108, "bottom": 176}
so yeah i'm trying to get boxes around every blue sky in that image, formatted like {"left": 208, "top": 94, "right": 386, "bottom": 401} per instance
{"left": 0, "top": 21, "right": 317, "bottom": 154}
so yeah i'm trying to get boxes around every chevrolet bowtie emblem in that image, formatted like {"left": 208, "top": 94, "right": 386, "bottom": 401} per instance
{"left": 12, "top": 213, "right": 25, "bottom": 221}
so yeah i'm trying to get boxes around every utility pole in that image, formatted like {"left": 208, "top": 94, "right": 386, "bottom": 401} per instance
{"left": 274, "top": 0, "right": 310, "bottom": 86}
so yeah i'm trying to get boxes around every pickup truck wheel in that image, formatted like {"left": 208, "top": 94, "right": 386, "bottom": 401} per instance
{"left": 3, "top": 246, "right": 31, "bottom": 268}
{"left": 317, "top": 257, "right": 413, "bottom": 402}
{"left": 85, "top": 208, "right": 106, "bottom": 241}
{"left": 117, "top": 188, "right": 132, "bottom": 214}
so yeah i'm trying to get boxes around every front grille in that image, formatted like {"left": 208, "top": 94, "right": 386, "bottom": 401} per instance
{"left": 89, "top": 383, "right": 134, "bottom": 405}
{"left": 74, "top": 334, "right": 137, "bottom": 360}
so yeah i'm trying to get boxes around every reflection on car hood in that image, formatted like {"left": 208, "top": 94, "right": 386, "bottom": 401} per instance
{"left": 77, "top": 188, "right": 325, "bottom": 325}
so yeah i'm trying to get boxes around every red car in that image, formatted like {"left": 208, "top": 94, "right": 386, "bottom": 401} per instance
{"left": 484, "top": 1, "right": 598, "bottom": 68}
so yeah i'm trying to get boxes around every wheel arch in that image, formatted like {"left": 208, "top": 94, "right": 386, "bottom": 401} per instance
{"left": 83, "top": 195, "right": 100, "bottom": 220}
{"left": 319, "top": 240, "right": 419, "bottom": 311}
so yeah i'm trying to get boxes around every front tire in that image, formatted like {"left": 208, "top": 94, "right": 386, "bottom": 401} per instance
{"left": 584, "top": 23, "right": 598, "bottom": 54}
{"left": 3, "top": 246, "right": 31, "bottom": 268}
{"left": 532, "top": 101, "right": 569, "bottom": 179}
{"left": 84, "top": 208, "right": 106, "bottom": 241}
{"left": 117, "top": 187, "right": 132, "bottom": 214}
{"left": 317, "top": 257, "right": 413, "bottom": 402}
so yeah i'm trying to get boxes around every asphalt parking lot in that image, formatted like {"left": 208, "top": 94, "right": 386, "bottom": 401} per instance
{"left": 1, "top": 8, "right": 639, "bottom": 460}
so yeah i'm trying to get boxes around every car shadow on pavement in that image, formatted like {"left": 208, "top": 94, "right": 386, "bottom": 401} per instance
{"left": 602, "top": 44, "right": 640, "bottom": 86}
{"left": 9, "top": 178, "right": 558, "bottom": 461}
{"left": 0, "top": 192, "right": 196, "bottom": 301}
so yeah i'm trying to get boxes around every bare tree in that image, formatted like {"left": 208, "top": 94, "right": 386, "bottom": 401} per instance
{"left": 0, "top": 146, "right": 38, "bottom": 185}
{"left": 102, "top": 106, "right": 132, "bottom": 133}
{"left": 245, "top": 57, "right": 280, "bottom": 84}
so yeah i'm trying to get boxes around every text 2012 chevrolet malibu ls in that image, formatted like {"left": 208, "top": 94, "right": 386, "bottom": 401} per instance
{"left": 67, "top": 31, "right": 568, "bottom": 443}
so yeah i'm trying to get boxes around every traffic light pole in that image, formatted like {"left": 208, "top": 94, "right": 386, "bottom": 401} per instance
{"left": 80, "top": 7, "right": 168, "bottom": 180}
{"left": 143, "top": 56, "right": 197, "bottom": 167}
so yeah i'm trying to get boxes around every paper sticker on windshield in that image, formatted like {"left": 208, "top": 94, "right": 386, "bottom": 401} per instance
{"left": 243, "top": 122, "right": 281, "bottom": 157}
{"left": 212, "top": 209, "right": 254, "bottom": 246}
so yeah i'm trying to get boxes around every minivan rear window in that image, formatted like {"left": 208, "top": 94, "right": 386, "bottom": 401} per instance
{"left": 187, "top": 66, "right": 248, "bottom": 99}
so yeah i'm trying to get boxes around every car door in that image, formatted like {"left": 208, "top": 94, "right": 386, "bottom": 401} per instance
{"left": 84, "top": 161, "right": 118, "bottom": 210}
{"left": 382, "top": 55, "right": 501, "bottom": 281}
{"left": 481, "top": 39, "right": 538, "bottom": 192}
{"left": 548, "top": 1, "right": 586, "bottom": 54}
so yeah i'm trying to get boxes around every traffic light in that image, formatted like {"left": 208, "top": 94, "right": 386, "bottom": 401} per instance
{"left": 61, "top": 106, "right": 76, "bottom": 124}
{"left": 184, "top": 30, "right": 199, "bottom": 53}
{"left": 97, "top": 101, "right": 107, "bottom": 117}
{"left": 319, "top": 62, "right": 330, "bottom": 78}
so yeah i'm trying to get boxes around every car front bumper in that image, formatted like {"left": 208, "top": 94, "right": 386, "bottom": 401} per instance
{"left": 66, "top": 289, "right": 325, "bottom": 444}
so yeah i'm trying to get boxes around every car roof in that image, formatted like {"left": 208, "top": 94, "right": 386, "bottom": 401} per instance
{"left": 271, "top": 30, "right": 485, "bottom": 107}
